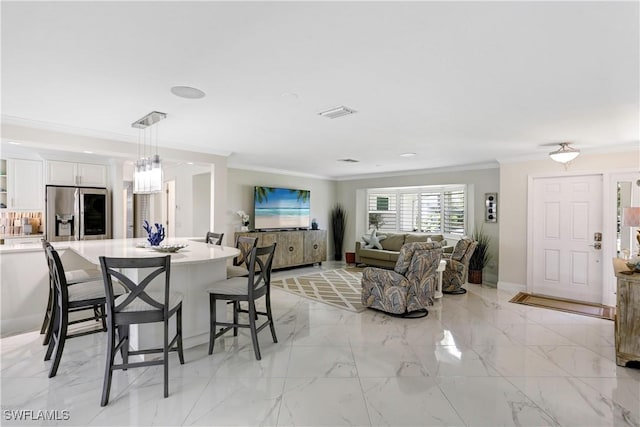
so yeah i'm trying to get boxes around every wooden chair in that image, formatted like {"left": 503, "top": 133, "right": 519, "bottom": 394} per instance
{"left": 43, "top": 243, "right": 114, "bottom": 378}
{"left": 205, "top": 231, "right": 224, "bottom": 245}
{"left": 40, "top": 239, "right": 103, "bottom": 346}
{"left": 226, "top": 235, "right": 258, "bottom": 279}
{"left": 99, "top": 255, "right": 184, "bottom": 406}
{"left": 207, "top": 243, "right": 277, "bottom": 360}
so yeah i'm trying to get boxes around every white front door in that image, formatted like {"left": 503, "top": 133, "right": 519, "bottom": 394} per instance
{"left": 530, "top": 174, "right": 603, "bottom": 303}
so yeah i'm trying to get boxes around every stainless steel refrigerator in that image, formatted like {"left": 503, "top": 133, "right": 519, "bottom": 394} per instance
{"left": 46, "top": 185, "right": 111, "bottom": 242}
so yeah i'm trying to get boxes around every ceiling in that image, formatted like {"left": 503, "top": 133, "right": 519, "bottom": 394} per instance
{"left": 2, "top": 1, "right": 638, "bottom": 179}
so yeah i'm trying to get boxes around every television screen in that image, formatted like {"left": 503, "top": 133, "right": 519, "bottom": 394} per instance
{"left": 254, "top": 186, "right": 310, "bottom": 230}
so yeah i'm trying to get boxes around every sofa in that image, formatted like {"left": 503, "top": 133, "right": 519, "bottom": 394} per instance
{"left": 355, "top": 232, "right": 452, "bottom": 269}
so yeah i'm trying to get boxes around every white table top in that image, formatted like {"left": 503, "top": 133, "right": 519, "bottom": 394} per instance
{"left": 60, "top": 238, "right": 239, "bottom": 266}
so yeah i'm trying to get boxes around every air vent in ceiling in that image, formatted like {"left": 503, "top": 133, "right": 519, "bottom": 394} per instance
{"left": 318, "top": 105, "right": 357, "bottom": 119}
{"left": 338, "top": 158, "right": 360, "bottom": 163}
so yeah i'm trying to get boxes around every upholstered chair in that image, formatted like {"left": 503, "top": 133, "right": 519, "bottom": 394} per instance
{"left": 361, "top": 241, "right": 443, "bottom": 317}
{"left": 442, "top": 238, "right": 478, "bottom": 295}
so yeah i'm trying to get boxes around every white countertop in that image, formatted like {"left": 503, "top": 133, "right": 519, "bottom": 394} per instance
{"left": 63, "top": 238, "right": 239, "bottom": 265}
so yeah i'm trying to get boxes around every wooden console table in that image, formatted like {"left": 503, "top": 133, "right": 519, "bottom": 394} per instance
{"left": 612, "top": 258, "right": 640, "bottom": 368}
{"left": 235, "top": 230, "right": 327, "bottom": 269}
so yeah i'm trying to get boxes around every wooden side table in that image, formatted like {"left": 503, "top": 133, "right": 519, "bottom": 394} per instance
{"left": 612, "top": 258, "right": 640, "bottom": 368}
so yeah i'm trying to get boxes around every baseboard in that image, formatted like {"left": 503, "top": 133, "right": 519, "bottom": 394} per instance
{"left": 497, "top": 281, "right": 526, "bottom": 294}
{"left": 1, "top": 314, "right": 41, "bottom": 338}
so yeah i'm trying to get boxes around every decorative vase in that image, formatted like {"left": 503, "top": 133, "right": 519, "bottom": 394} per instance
{"left": 468, "top": 269, "right": 483, "bottom": 284}
{"left": 240, "top": 225, "right": 249, "bottom": 232}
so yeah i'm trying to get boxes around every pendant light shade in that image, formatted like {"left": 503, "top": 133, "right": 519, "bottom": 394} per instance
{"left": 132, "top": 111, "right": 165, "bottom": 194}
{"left": 549, "top": 142, "right": 580, "bottom": 164}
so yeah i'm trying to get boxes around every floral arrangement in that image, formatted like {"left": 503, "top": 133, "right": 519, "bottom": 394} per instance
{"left": 236, "top": 210, "right": 250, "bottom": 227}
{"left": 143, "top": 220, "right": 165, "bottom": 246}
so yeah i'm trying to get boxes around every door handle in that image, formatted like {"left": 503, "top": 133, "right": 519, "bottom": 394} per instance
{"left": 588, "top": 243, "right": 602, "bottom": 250}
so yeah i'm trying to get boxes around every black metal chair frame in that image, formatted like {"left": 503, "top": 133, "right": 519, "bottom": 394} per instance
{"left": 205, "top": 231, "right": 224, "bottom": 245}
{"left": 99, "top": 255, "right": 184, "bottom": 406}
{"left": 43, "top": 243, "right": 108, "bottom": 378}
{"left": 40, "top": 239, "right": 104, "bottom": 346}
{"left": 208, "top": 243, "right": 277, "bottom": 360}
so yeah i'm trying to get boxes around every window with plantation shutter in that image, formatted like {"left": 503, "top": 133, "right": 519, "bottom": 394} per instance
{"left": 444, "top": 190, "right": 465, "bottom": 234}
{"left": 367, "top": 191, "right": 397, "bottom": 232}
{"left": 366, "top": 186, "right": 466, "bottom": 235}
{"left": 420, "top": 192, "right": 441, "bottom": 233}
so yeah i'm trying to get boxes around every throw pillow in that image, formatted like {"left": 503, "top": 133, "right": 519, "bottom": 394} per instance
{"left": 362, "top": 229, "right": 387, "bottom": 250}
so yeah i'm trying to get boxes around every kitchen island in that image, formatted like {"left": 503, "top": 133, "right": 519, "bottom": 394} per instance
{"left": 63, "top": 238, "right": 239, "bottom": 352}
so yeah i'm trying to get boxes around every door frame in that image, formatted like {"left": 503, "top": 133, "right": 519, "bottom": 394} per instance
{"left": 527, "top": 169, "right": 630, "bottom": 306}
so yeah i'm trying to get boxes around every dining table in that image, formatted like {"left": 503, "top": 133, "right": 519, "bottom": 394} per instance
{"left": 58, "top": 237, "right": 240, "bottom": 355}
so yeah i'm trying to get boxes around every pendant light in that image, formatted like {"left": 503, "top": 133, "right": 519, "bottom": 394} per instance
{"left": 132, "top": 111, "right": 166, "bottom": 194}
{"left": 549, "top": 142, "right": 580, "bottom": 164}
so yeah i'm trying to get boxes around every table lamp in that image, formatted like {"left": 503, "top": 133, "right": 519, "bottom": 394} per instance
{"left": 623, "top": 207, "right": 640, "bottom": 256}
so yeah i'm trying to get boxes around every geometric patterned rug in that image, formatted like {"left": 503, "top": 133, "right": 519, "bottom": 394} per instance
{"left": 509, "top": 292, "right": 615, "bottom": 321}
{"left": 271, "top": 268, "right": 365, "bottom": 313}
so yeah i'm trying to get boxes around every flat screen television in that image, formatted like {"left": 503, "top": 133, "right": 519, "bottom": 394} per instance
{"left": 254, "top": 186, "right": 310, "bottom": 230}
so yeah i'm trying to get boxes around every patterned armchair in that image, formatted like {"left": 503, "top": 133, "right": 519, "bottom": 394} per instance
{"left": 361, "top": 242, "right": 443, "bottom": 317}
{"left": 442, "top": 238, "right": 478, "bottom": 295}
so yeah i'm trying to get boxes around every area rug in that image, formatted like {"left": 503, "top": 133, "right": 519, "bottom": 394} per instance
{"left": 509, "top": 292, "right": 615, "bottom": 321}
{"left": 271, "top": 268, "right": 365, "bottom": 313}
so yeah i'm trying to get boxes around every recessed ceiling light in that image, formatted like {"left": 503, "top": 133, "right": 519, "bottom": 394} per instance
{"left": 187, "top": 162, "right": 194, "bottom": 165}
{"left": 7, "top": 141, "right": 21, "bottom": 145}
{"left": 281, "top": 92, "right": 299, "bottom": 100}
{"left": 400, "top": 152, "right": 417, "bottom": 157}
{"left": 170, "top": 86, "right": 206, "bottom": 99}
{"left": 83, "top": 150, "right": 93, "bottom": 154}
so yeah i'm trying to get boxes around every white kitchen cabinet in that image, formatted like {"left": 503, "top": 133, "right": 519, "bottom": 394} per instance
{"left": 6, "top": 159, "right": 44, "bottom": 210}
{"left": 46, "top": 160, "right": 107, "bottom": 187}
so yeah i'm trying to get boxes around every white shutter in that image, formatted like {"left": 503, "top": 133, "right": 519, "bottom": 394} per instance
{"left": 420, "top": 192, "right": 442, "bottom": 233}
{"left": 367, "top": 191, "right": 397, "bottom": 231}
{"left": 444, "top": 190, "right": 465, "bottom": 234}
{"left": 399, "top": 193, "right": 419, "bottom": 231}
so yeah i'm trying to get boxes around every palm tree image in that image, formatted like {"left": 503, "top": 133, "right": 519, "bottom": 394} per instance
{"left": 254, "top": 186, "right": 276, "bottom": 204}
{"left": 290, "top": 189, "right": 310, "bottom": 203}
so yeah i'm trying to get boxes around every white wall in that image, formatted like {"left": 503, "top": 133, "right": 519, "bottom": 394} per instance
{"left": 226, "top": 168, "right": 336, "bottom": 249}
{"left": 498, "top": 149, "right": 637, "bottom": 294}
{"left": 335, "top": 166, "right": 500, "bottom": 284}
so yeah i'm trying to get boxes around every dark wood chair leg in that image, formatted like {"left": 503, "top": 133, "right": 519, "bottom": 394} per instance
{"left": 177, "top": 306, "right": 184, "bottom": 364}
{"left": 233, "top": 302, "right": 239, "bottom": 337}
{"left": 208, "top": 294, "right": 217, "bottom": 355}
{"left": 266, "top": 292, "right": 278, "bottom": 343}
{"left": 163, "top": 319, "right": 169, "bottom": 398}
{"left": 117, "top": 325, "right": 129, "bottom": 370}
{"left": 248, "top": 301, "right": 261, "bottom": 360}
{"left": 101, "top": 322, "right": 116, "bottom": 407}
{"left": 48, "top": 310, "right": 68, "bottom": 378}
{"left": 40, "top": 288, "right": 53, "bottom": 335}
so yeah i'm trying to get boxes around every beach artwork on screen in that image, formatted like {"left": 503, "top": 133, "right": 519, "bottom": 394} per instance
{"left": 254, "top": 187, "right": 310, "bottom": 229}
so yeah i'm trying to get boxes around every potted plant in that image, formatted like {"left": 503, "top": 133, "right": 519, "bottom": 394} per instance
{"left": 331, "top": 204, "right": 347, "bottom": 261}
{"left": 468, "top": 226, "right": 492, "bottom": 284}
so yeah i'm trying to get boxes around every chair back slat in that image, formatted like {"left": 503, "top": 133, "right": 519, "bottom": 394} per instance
{"left": 247, "top": 243, "right": 277, "bottom": 296}
{"left": 44, "top": 244, "right": 70, "bottom": 303}
{"left": 205, "top": 231, "right": 224, "bottom": 245}
{"left": 235, "top": 236, "right": 258, "bottom": 267}
{"left": 100, "top": 256, "right": 171, "bottom": 314}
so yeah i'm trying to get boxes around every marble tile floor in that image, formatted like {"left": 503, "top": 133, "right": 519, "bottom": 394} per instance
{"left": 1, "top": 261, "right": 639, "bottom": 426}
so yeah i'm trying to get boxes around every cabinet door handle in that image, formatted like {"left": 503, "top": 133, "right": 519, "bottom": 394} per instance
{"left": 289, "top": 246, "right": 294, "bottom": 252}
{"left": 313, "top": 244, "right": 318, "bottom": 249}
